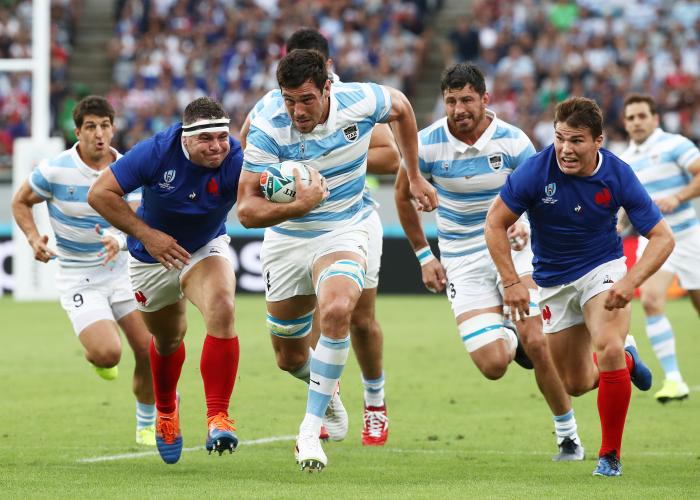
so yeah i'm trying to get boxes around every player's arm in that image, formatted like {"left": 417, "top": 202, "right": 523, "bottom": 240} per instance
{"left": 239, "top": 113, "right": 252, "bottom": 151}
{"left": 88, "top": 169, "right": 191, "bottom": 269}
{"left": 605, "top": 219, "right": 674, "bottom": 310}
{"left": 11, "top": 180, "right": 57, "bottom": 262}
{"left": 656, "top": 156, "right": 700, "bottom": 213}
{"left": 382, "top": 86, "right": 437, "bottom": 211}
{"left": 394, "top": 167, "right": 446, "bottom": 293}
{"left": 485, "top": 195, "right": 530, "bottom": 321}
{"left": 367, "top": 123, "right": 400, "bottom": 175}
{"left": 236, "top": 168, "right": 327, "bottom": 228}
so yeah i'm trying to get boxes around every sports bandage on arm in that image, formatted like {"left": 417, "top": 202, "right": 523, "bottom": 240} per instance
{"left": 102, "top": 228, "right": 127, "bottom": 251}
{"left": 414, "top": 245, "right": 435, "bottom": 266}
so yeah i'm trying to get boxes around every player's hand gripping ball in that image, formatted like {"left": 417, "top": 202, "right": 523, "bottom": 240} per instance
{"left": 260, "top": 160, "right": 313, "bottom": 203}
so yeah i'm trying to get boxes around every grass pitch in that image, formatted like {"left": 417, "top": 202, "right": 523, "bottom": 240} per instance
{"left": 0, "top": 295, "right": 698, "bottom": 498}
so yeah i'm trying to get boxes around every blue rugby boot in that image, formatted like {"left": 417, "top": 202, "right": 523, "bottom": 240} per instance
{"left": 593, "top": 451, "right": 622, "bottom": 477}
{"left": 624, "top": 336, "right": 652, "bottom": 391}
{"left": 205, "top": 413, "right": 238, "bottom": 455}
{"left": 155, "top": 399, "right": 182, "bottom": 464}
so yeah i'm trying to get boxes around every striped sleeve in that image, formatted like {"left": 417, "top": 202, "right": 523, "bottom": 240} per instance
{"left": 369, "top": 83, "right": 392, "bottom": 124}
{"left": 28, "top": 160, "right": 52, "bottom": 199}
{"left": 673, "top": 136, "right": 700, "bottom": 171}
{"left": 243, "top": 125, "right": 281, "bottom": 173}
{"left": 511, "top": 132, "right": 537, "bottom": 169}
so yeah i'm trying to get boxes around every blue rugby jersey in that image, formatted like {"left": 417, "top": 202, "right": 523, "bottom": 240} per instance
{"left": 111, "top": 123, "right": 243, "bottom": 263}
{"left": 28, "top": 143, "right": 139, "bottom": 268}
{"left": 500, "top": 145, "right": 662, "bottom": 287}
{"left": 620, "top": 128, "right": 700, "bottom": 235}
{"left": 418, "top": 110, "right": 535, "bottom": 258}
{"left": 243, "top": 81, "right": 391, "bottom": 238}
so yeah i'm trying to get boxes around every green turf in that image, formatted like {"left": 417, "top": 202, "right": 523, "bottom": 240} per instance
{"left": 0, "top": 295, "right": 698, "bottom": 498}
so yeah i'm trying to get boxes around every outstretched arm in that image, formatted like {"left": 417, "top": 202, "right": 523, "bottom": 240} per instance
{"left": 383, "top": 86, "right": 437, "bottom": 212}
{"left": 485, "top": 195, "right": 529, "bottom": 320}
{"left": 11, "top": 181, "right": 56, "bottom": 262}
{"left": 88, "top": 169, "right": 191, "bottom": 269}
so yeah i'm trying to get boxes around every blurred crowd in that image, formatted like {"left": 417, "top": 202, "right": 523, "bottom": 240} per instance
{"left": 440, "top": 0, "right": 700, "bottom": 152}
{"left": 106, "top": 0, "right": 438, "bottom": 151}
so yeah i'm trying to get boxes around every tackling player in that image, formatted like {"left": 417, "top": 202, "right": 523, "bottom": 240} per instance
{"left": 88, "top": 97, "right": 243, "bottom": 465}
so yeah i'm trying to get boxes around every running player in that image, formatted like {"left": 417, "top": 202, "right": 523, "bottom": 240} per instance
{"left": 486, "top": 96, "right": 673, "bottom": 476}
{"left": 238, "top": 49, "right": 436, "bottom": 471}
{"left": 88, "top": 97, "right": 243, "bottom": 464}
{"left": 620, "top": 93, "right": 700, "bottom": 403}
{"left": 240, "top": 27, "right": 398, "bottom": 446}
{"left": 12, "top": 95, "right": 156, "bottom": 446}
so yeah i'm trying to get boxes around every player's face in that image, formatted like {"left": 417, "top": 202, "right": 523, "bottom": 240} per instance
{"left": 281, "top": 79, "right": 331, "bottom": 133}
{"left": 75, "top": 114, "right": 114, "bottom": 166}
{"left": 443, "top": 85, "right": 489, "bottom": 137}
{"left": 623, "top": 102, "right": 659, "bottom": 145}
{"left": 184, "top": 131, "right": 230, "bottom": 168}
{"left": 553, "top": 122, "right": 603, "bottom": 177}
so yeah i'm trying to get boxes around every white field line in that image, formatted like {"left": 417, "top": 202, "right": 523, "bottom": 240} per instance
{"left": 77, "top": 434, "right": 296, "bottom": 463}
{"left": 690, "top": 385, "right": 700, "bottom": 392}
{"left": 78, "top": 434, "right": 698, "bottom": 463}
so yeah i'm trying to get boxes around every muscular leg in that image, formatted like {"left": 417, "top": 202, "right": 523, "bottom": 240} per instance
{"left": 457, "top": 306, "right": 512, "bottom": 380}
{"left": 118, "top": 311, "right": 154, "bottom": 404}
{"left": 349, "top": 288, "right": 383, "bottom": 381}
{"left": 639, "top": 270, "right": 683, "bottom": 382}
{"left": 267, "top": 294, "right": 317, "bottom": 375}
{"left": 78, "top": 320, "right": 122, "bottom": 368}
{"left": 182, "top": 256, "right": 239, "bottom": 419}
{"left": 546, "top": 323, "right": 598, "bottom": 396}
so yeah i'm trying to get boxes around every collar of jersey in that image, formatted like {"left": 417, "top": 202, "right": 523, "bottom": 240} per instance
{"left": 70, "top": 142, "right": 120, "bottom": 179}
{"left": 630, "top": 127, "right": 663, "bottom": 154}
{"left": 442, "top": 108, "right": 497, "bottom": 153}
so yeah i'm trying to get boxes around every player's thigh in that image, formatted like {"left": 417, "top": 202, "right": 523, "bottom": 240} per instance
{"left": 665, "top": 229, "right": 700, "bottom": 290}
{"left": 363, "top": 210, "right": 383, "bottom": 289}
{"left": 140, "top": 299, "right": 188, "bottom": 345}
{"left": 181, "top": 255, "right": 236, "bottom": 316}
{"left": 444, "top": 252, "right": 502, "bottom": 318}
{"left": 116, "top": 309, "right": 151, "bottom": 355}
{"left": 78, "top": 319, "right": 122, "bottom": 361}
{"left": 261, "top": 233, "right": 316, "bottom": 302}
{"left": 128, "top": 257, "right": 183, "bottom": 313}
{"left": 351, "top": 287, "right": 378, "bottom": 328}
{"left": 582, "top": 292, "right": 629, "bottom": 370}
{"left": 546, "top": 322, "right": 593, "bottom": 388}
{"left": 59, "top": 284, "right": 118, "bottom": 337}
{"left": 638, "top": 268, "right": 674, "bottom": 310}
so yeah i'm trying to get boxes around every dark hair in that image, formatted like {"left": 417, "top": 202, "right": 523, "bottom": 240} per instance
{"left": 276, "top": 49, "right": 328, "bottom": 91}
{"left": 182, "top": 97, "right": 228, "bottom": 125}
{"left": 286, "top": 28, "right": 329, "bottom": 60}
{"left": 554, "top": 97, "right": 603, "bottom": 138}
{"left": 73, "top": 95, "right": 115, "bottom": 128}
{"left": 623, "top": 93, "right": 657, "bottom": 116}
{"left": 440, "top": 63, "right": 486, "bottom": 95}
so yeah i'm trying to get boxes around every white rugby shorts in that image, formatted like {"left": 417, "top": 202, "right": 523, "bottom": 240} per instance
{"left": 637, "top": 225, "right": 700, "bottom": 290}
{"left": 539, "top": 257, "right": 627, "bottom": 334}
{"left": 128, "top": 234, "right": 233, "bottom": 312}
{"left": 363, "top": 210, "right": 383, "bottom": 289}
{"left": 57, "top": 252, "right": 136, "bottom": 335}
{"left": 442, "top": 242, "right": 534, "bottom": 318}
{"left": 260, "top": 223, "right": 369, "bottom": 302}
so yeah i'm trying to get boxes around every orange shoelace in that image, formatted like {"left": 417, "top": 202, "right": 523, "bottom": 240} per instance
{"left": 208, "top": 413, "right": 236, "bottom": 432}
{"left": 157, "top": 413, "right": 180, "bottom": 444}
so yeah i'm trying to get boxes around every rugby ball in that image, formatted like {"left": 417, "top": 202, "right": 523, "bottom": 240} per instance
{"left": 259, "top": 160, "right": 311, "bottom": 203}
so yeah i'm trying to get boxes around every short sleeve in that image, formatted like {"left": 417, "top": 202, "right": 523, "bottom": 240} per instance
{"left": 243, "top": 125, "right": 281, "bottom": 173}
{"left": 111, "top": 138, "right": 160, "bottom": 194}
{"left": 28, "top": 159, "right": 52, "bottom": 199}
{"left": 499, "top": 162, "right": 537, "bottom": 216}
{"left": 619, "top": 164, "right": 663, "bottom": 236}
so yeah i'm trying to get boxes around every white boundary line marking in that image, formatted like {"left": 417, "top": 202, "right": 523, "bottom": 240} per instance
{"left": 78, "top": 434, "right": 698, "bottom": 463}
{"left": 77, "top": 435, "right": 296, "bottom": 463}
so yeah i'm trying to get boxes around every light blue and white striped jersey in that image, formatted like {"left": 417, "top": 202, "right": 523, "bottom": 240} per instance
{"left": 244, "top": 81, "right": 391, "bottom": 238}
{"left": 28, "top": 143, "right": 139, "bottom": 268}
{"left": 620, "top": 128, "right": 700, "bottom": 235}
{"left": 418, "top": 110, "right": 536, "bottom": 258}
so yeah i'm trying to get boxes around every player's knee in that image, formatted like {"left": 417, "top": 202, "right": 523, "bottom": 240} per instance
{"left": 595, "top": 340, "right": 625, "bottom": 366}
{"left": 640, "top": 292, "right": 664, "bottom": 316}
{"left": 319, "top": 297, "right": 354, "bottom": 331}
{"left": 519, "top": 327, "right": 548, "bottom": 363}
{"left": 563, "top": 377, "right": 590, "bottom": 397}
{"left": 205, "top": 294, "right": 235, "bottom": 330}
{"left": 477, "top": 359, "right": 509, "bottom": 380}
{"left": 89, "top": 346, "right": 122, "bottom": 368}
{"left": 350, "top": 312, "right": 375, "bottom": 337}
{"left": 275, "top": 350, "right": 308, "bottom": 373}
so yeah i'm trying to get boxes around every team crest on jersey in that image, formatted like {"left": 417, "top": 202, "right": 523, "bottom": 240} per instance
{"left": 542, "top": 182, "right": 558, "bottom": 204}
{"left": 66, "top": 186, "right": 77, "bottom": 200}
{"left": 343, "top": 124, "right": 359, "bottom": 142}
{"left": 158, "top": 169, "right": 177, "bottom": 190}
{"left": 487, "top": 153, "right": 503, "bottom": 170}
{"left": 442, "top": 161, "right": 450, "bottom": 171}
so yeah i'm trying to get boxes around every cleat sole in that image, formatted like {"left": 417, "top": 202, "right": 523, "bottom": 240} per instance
{"left": 300, "top": 458, "right": 325, "bottom": 472}
{"left": 657, "top": 394, "right": 689, "bottom": 404}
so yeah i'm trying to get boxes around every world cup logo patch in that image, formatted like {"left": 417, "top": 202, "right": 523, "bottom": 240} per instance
{"left": 545, "top": 183, "right": 556, "bottom": 197}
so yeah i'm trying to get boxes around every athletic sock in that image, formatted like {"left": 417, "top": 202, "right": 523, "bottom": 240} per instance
{"left": 300, "top": 334, "right": 350, "bottom": 432}
{"left": 200, "top": 335, "right": 240, "bottom": 418}
{"left": 149, "top": 339, "right": 185, "bottom": 414}
{"left": 136, "top": 401, "right": 156, "bottom": 429}
{"left": 362, "top": 372, "right": 385, "bottom": 407}
{"left": 646, "top": 315, "right": 682, "bottom": 382}
{"left": 290, "top": 348, "right": 312, "bottom": 384}
{"left": 597, "top": 368, "right": 631, "bottom": 458}
{"left": 553, "top": 409, "right": 580, "bottom": 445}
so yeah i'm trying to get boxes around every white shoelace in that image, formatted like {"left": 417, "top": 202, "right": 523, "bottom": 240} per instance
{"left": 364, "top": 410, "right": 388, "bottom": 438}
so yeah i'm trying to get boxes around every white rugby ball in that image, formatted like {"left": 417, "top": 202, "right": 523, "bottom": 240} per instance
{"left": 259, "top": 160, "right": 311, "bottom": 203}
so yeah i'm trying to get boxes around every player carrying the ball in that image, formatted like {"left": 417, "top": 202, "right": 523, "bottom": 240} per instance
{"left": 237, "top": 48, "right": 437, "bottom": 472}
